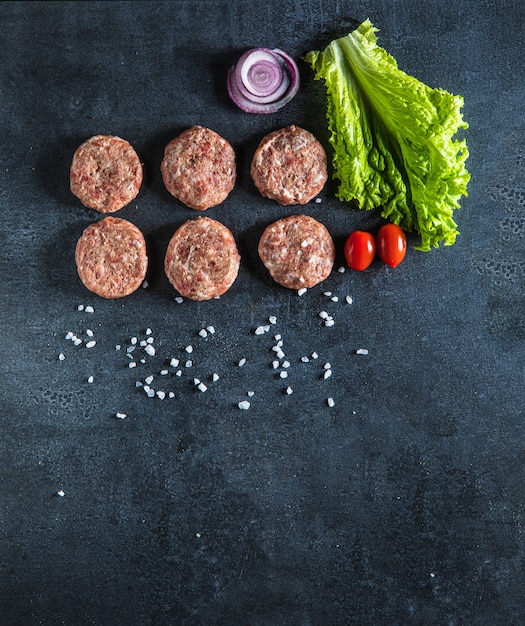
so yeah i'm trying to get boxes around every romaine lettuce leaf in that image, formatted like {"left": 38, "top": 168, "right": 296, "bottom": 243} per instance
{"left": 304, "top": 19, "right": 470, "bottom": 251}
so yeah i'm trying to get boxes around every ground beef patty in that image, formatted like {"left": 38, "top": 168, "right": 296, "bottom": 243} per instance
{"left": 75, "top": 216, "right": 148, "bottom": 299}
{"left": 164, "top": 217, "right": 240, "bottom": 301}
{"left": 70, "top": 135, "right": 143, "bottom": 213}
{"left": 258, "top": 214, "right": 335, "bottom": 289}
{"left": 161, "top": 126, "right": 236, "bottom": 211}
{"left": 250, "top": 125, "right": 327, "bottom": 205}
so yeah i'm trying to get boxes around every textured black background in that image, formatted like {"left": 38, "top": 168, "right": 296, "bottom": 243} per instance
{"left": 1, "top": 1, "right": 524, "bottom": 624}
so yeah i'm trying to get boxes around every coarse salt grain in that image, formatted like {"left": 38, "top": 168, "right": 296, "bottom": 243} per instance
{"left": 356, "top": 348, "right": 369, "bottom": 355}
{"left": 327, "top": 397, "right": 335, "bottom": 408}
{"left": 206, "top": 326, "right": 215, "bottom": 334}
{"left": 286, "top": 387, "right": 293, "bottom": 395}
{"left": 185, "top": 345, "right": 193, "bottom": 353}
{"left": 170, "top": 358, "right": 179, "bottom": 367}
{"left": 128, "top": 362, "right": 137, "bottom": 368}
{"left": 160, "top": 369, "right": 168, "bottom": 376}
{"left": 238, "top": 400, "right": 250, "bottom": 410}
{"left": 65, "top": 331, "right": 74, "bottom": 340}
{"left": 324, "top": 362, "right": 331, "bottom": 370}
{"left": 325, "top": 318, "right": 335, "bottom": 327}
{"left": 146, "top": 337, "right": 154, "bottom": 344}
{"left": 145, "top": 375, "right": 154, "bottom": 385}
{"left": 247, "top": 391, "right": 255, "bottom": 397}
{"left": 212, "top": 373, "right": 220, "bottom": 382}
{"left": 301, "top": 356, "right": 309, "bottom": 362}
{"left": 298, "top": 288, "right": 307, "bottom": 296}
{"left": 87, "top": 376, "right": 94, "bottom": 383}
{"left": 338, "top": 266, "right": 346, "bottom": 273}
{"left": 255, "top": 325, "right": 270, "bottom": 335}
{"left": 311, "top": 352, "right": 319, "bottom": 359}
{"left": 142, "top": 280, "right": 149, "bottom": 288}
{"left": 199, "top": 329, "right": 208, "bottom": 338}
{"left": 169, "top": 392, "right": 175, "bottom": 398}
{"left": 86, "top": 340, "right": 96, "bottom": 348}
{"left": 131, "top": 337, "right": 137, "bottom": 345}
{"left": 274, "top": 334, "right": 281, "bottom": 341}
{"left": 146, "top": 328, "right": 152, "bottom": 335}
{"left": 279, "top": 371, "right": 288, "bottom": 379}
{"left": 85, "top": 306, "right": 94, "bottom": 313}
{"left": 193, "top": 378, "right": 200, "bottom": 385}
{"left": 198, "top": 383, "right": 207, "bottom": 392}
{"left": 57, "top": 490, "right": 65, "bottom": 497}
{"left": 269, "top": 316, "right": 277, "bottom": 325}
{"left": 58, "top": 353, "right": 65, "bottom": 361}
{"left": 156, "top": 390, "right": 166, "bottom": 400}
{"left": 315, "top": 197, "right": 322, "bottom": 204}
{"left": 282, "top": 360, "right": 290, "bottom": 368}
{"left": 323, "top": 369, "right": 332, "bottom": 380}
{"left": 272, "top": 361, "right": 279, "bottom": 369}
{"left": 346, "top": 295, "right": 353, "bottom": 304}
{"left": 145, "top": 344, "right": 155, "bottom": 357}
{"left": 319, "top": 311, "right": 329, "bottom": 320}
{"left": 323, "top": 292, "right": 332, "bottom": 297}
{"left": 86, "top": 329, "right": 94, "bottom": 337}
{"left": 77, "top": 305, "right": 84, "bottom": 311}
{"left": 176, "top": 370, "right": 182, "bottom": 377}
{"left": 116, "top": 412, "right": 127, "bottom": 419}
{"left": 331, "top": 296, "right": 339, "bottom": 303}
{"left": 185, "top": 360, "right": 192, "bottom": 368}
{"left": 175, "top": 296, "right": 183, "bottom": 304}
{"left": 238, "top": 358, "right": 246, "bottom": 367}
{"left": 73, "top": 338, "right": 82, "bottom": 346}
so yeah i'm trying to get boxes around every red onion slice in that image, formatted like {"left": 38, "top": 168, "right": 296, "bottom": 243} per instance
{"left": 227, "top": 47, "right": 300, "bottom": 114}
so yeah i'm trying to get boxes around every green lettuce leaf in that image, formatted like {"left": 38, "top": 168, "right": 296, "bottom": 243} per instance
{"left": 304, "top": 19, "right": 470, "bottom": 251}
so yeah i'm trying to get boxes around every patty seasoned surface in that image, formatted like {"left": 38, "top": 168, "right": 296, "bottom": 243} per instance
{"left": 258, "top": 214, "right": 335, "bottom": 289}
{"left": 164, "top": 217, "right": 240, "bottom": 301}
{"left": 70, "top": 135, "right": 143, "bottom": 213}
{"left": 75, "top": 217, "right": 148, "bottom": 298}
{"left": 250, "top": 125, "right": 327, "bottom": 205}
{"left": 161, "top": 126, "right": 236, "bottom": 211}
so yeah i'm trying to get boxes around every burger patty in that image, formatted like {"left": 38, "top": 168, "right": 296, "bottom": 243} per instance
{"left": 258, "top": 214, "right": 335, "bottom": 289}
{"left": 164, "top": 217, "right": 240, "bottom": 301}
{"left": 250, "top": 125, "right": 328, "bottom": 205}
{"left": 75, "top": 216, "right": 148, "bottom": 299}
{"left": 161, "top": 126, "right": 236, "bottom": 211}
{"left": 70, "top": 135, "right": 143, "bottom": 213}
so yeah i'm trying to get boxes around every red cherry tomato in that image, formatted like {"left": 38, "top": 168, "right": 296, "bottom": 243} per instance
{"left": 376, "top": 224, "right": 407, "bottom": 268}
{"left": 344, "top": 230, "right": 376, "bottom": 271}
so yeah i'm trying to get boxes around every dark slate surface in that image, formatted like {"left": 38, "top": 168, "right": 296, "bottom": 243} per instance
{"left": 1, "top": 1, "right": 524, "bottom": 624}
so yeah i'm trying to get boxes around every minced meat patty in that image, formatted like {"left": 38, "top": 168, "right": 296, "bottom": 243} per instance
{"left": 161, "top": 126, "right": 236, "bottom": 211}
{"left": 75, "top": 216, "right": 148, "bottom": 298}
{"left": 250, "top": 125, "right": 327, "bottom": 205}
{"left": 258, "top": 214, "right": 335, "bottom": 289}
{"left": 164, "top": 217, "right": 240, "bottom": 301}
{"left": 70, "top": 135, "right": 143, "bottom": 213}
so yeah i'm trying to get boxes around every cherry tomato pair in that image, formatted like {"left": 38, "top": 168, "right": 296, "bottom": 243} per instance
{"left": 344, "top": 224, "right": 407, "bottom": 271}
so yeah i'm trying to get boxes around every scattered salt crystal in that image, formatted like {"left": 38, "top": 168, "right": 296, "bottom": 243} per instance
{"left": 175, "top": 296, "right": 184, "bottom": 304}
{"left": 146, "top": 337, "right": 154, "bottom": 344}
{"left": 275, "top": 349, "right": 285, "bottom": 359}
{"left": 144, "top": 344, "right": 155, "bottom": 357}
{"left": 57, "top": 490, "right": 65, "bottom": 497}
{"left": 323, "top": 369, "right": 332, "bottom": 380}
{"left": 279, "top": 371, "right": 288, "bottom": 379}
{"left": 282, "top": 360, "right": 290, "bottom": 369}
{"left": 238, "top": 358, "right": 246, "bottom": 367}
{"left": 193, "top": 378, "right": 200, "bottom": 385}
{"left": 176, "top": 370, "right": 182, "bottom": 376}
{"left": 142, "top": 280, "right": 149, "bottom": 288}
{"left": 338, "top": 266, "right": 346, "bottom": 273}
{"left": 86, "top": 340, "right": 96, "bottom": 348}
{"left": 255, "top": 325, "right": 270, "bottom": 335}
{"left": 185, "top": 345, "right": 193, "bottom": 353}
{"left": 274, "top": 334, "right": 281, "bottom": 341}
{"left": 156, "top": 390, "right": 166, "bottom": 400}
{"left": 212, "top": 373, "right": 220, "bottom": 382}
{"left": 185, "top": 360, "right": 192, "bottom": 368}
{"left": 145, "top": 375, "right": 154, "bottom": 385}
{"left": 331, "top": 296, "right": 339, "bottom": 303}
{"left": 115, "top": 345, "right": 121, "bottom": 350}
{"left": 327, "top": 397, "right": 335, "bottom": 408}
{"left": 324, "top": 362, "right": 331, "bottom": 370}
{"left": 86, "top": 329, "right": 94, "bottom": 337}
{"left": 170, "top": 358, "right": 179, "bottom": 367}
{"left": 197, "top": 383, "right": 207, "bottom": 392}
{"left": 73, "top": 338, "right": 82, "bottom": 346}
{"left": 131, "top": 337, "right": 137, "bottom": 345}
{"left": 169, "top": 392, "right": 175, "bottom": 398}
{"left": 269, "top": 316, "right": 277, "bottom": 325}
{"left": 319, "top": 311, "right": 329, "bottom": 320}
{"left": 356, "top": 348, "right": 369, "bottom": 355}
{"left": 65, "top": 331, "right": 74, "bottom": 340}
{"left": 297, "top": 288, "right": 307, "bottom": 296}
{"left": 116, "top": 412, "right": 127, "bottom": 419}
{"left": 206, "top": 326, "right": 215, "bottom": 334}
{"left": 199, "top": 329, "right": 208, "bottom": 338}
{"left": 135, "top": 381, "right": 142, "bottom": 387}
{"left": 127, "top": 346, "right": 135, "bottom": 353}
{"left": 315, "top": 197, "right": 322, "bottom": 204}
{"left": 272, "top": 361, "right": 279, "bottom": 369}
{"left": 128, "top": 362, "right": 137, "bottom": 368}
{"left": 325, "top": 318, "right": 335, "bottom": 327}
{"left": 247, "top": 391, "right": 255, "bottom": 397}
{"left": 323, "top": 291, "right": 332, "bottom": 297}
{"left": 140, "top": 340, "right": 147, "bottom": 347}
{"left": 286, "top": 387, "right": 293, "bottom": 395}
{"left": 238, "top": 400, "right": 250, "bottom": 410}
{"left": 85, "top": 306, "right": 94, "bottom": 313}
{"left": 301, "top": 356, "right": 309, "bottom": 363}
{"left": 160, "top": 369, "right": 168, "bottom": 376}
{"left": 345, "top": 295, "right": 353, "bottom": 304}
{"left": 87, "top": 376, "right": 94, "bottom": 383}
{"left": 58, "top": 353, "right": 65, "bottom": 361}
{"left": 77, "top": 305, "right": 84, "bottom": 311}
{"left": 146, "top": 328, "right": 152, "bottom": 335}
{"left": 311, "top": 352, "right": 319, "bottom": 359}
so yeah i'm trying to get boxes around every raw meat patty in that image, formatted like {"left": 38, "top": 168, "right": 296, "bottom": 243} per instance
{"left": 164, "top": 217, "right": 240, "bottom": 301}
{"left": 70, "top": 135, "right": 143, "bottom": 213}
{"left": 161, "top": 126, "right": 236, "bottom": 211}
{"left": 258, "top": 214, "right": 335, "bottom": 289}
{"left": 75, "top": 216, "right": 148, "bottom": 299}
{"left": 250, "top": 125, "right": 327, "bottom": 205}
